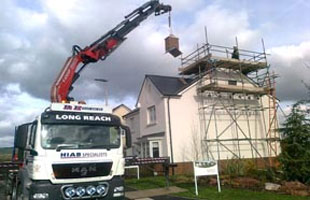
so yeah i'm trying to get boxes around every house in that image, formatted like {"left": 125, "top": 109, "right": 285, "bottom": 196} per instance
{"left": 124, "top": 43, "right": 280, "bottom": 169}
{"left": 112, "top": 104, "right": 131, "bottom": 124}
{"left": 123, "top": 108, "right": 140, "bottom": 156}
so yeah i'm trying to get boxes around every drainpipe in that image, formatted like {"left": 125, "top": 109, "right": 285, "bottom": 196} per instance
{"left": 167, "top": 96, "right": 175, "bottom": 175}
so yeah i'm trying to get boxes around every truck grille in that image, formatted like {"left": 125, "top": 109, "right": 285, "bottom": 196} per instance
{"left": 52, "top": 162, "right": 112, "bottom": 179}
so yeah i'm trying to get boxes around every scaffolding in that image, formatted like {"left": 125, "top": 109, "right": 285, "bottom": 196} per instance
{"left": 179, "top": 42, "right": 280, "bottom": 167}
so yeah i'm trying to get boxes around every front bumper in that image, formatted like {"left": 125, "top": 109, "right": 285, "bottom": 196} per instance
{"left": 28, "top": 176, "right": 125, "bottom": 200}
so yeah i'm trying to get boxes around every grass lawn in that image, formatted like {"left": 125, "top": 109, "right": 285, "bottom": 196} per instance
{"left": 0, "top": 154, "right": 11, "bottom": 162}
{"left": 126, "top": 176, "right": 169, "bottom": 190}
{"left": 0, "top": 147, "right": 12, "bottom": 162}
{"left": 125, "top": 176, "right": 310, "bottom": 200}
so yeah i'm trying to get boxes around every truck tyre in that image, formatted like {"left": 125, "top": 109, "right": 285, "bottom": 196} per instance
{"left": 16, "top": 184, "right": 24, "bottom": 200}
{"left": 11, "top": 187, "right": 16, "bottom": 200}
{"left": 11, "top": 180, "right": 18, "bottom": 200}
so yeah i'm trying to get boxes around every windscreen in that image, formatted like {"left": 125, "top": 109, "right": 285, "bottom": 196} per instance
{"left": 41, "top": 124, "right": 120, "bottom": 150}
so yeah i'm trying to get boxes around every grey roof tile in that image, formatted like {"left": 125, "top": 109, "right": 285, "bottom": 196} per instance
{"left": 146, "top": 75, "right": 194, "bottom": 96}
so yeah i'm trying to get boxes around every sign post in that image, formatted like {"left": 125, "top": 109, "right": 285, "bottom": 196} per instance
{"left": 193, "top": 160, "right": 221, "bottom": 195}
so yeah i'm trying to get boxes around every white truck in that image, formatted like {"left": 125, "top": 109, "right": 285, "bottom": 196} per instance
{"left": 11, "top": 103, "right": 131, "bottom": 200}
{"left": 7, "top": 1, "right": 172, "bottom": 199}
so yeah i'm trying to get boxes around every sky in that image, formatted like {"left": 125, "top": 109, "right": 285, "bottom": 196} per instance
{"left": 0, "top": 0, "right": 309, "bottom": 147}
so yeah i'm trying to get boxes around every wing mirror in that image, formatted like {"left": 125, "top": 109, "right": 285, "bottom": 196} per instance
{"left": 121, "top": 126, "right": 131, "bottom": 148}
{"left": 25, "top": 148, "right": 38, "bottom": 156}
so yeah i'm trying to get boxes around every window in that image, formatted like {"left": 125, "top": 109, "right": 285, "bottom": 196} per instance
{"left": 141, "top": 141, "right": 161, "bottom": 158}
{"left": 147, "top": 106, "right": 156, "bottom": 125}
{"left": 41, "top": 125, "right": 120, "bottom": 150}
{"left": 29, "top": 122, "right": 37, "bottom": 148}
{"left": 151, "top": 141, "right": 160, "bottom": 158}
{"left": 140, "top": 144, "right": 144, "bottom": 158}
{"left": 142, "top": 142, "right": 150, "bottom": 158}
{"left": 15, "top": 124, "right": 30, "bottom": 149}
{"left": 228, "top": 80, "right": 237, "bottom": 85}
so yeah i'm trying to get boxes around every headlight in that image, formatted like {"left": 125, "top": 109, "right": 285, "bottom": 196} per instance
{"left": 114, "top": 186, "right": 124, "bottom": 192}
{"left": 65, "top": 187, "right": 75, "bottom": 198}
{"left": 76, "top": 187, "right": 86, "bottom": 197}
{"left": 96, "top": 185, "right": 106, "bottom": 195}
{"left": 86, "top": 185, "right": 96, "bottom": 196}
{"left": 33, "top": 193, "right": 49, "bottom": 199}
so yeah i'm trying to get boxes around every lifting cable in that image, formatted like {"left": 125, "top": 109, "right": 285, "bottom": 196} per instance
{"left": 168, "top": 11, "right": 172, "bottom": 34}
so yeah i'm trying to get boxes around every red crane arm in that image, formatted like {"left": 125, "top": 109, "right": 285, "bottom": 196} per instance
{"left": 50, "top": 1, "right": 171, "bottom": 102}
{"left": 51, "top": 38, "right": 119, "bottom": 102}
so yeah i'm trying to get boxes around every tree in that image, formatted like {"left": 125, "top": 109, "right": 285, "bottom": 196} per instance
{"left": 278, "top": 100, "right": 310, "bottom": 184}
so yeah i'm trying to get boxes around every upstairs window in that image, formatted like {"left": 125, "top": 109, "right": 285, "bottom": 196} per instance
{"left": 147, "top": 106, "right": 156, "bottom": 125}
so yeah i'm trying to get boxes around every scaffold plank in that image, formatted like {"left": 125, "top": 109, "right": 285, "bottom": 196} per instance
{"left": 179, "top": 55, "right": 267, "bottom": 75}
{"left": 198, "top": 82, "right": 268, "bottom": 95}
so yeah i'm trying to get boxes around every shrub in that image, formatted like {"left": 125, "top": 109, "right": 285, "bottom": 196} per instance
{"left": 278, "top": 100, "right": 310, "bottom": 184}
{"left": 222, "top": 157, "right": 245, "bottom": 177}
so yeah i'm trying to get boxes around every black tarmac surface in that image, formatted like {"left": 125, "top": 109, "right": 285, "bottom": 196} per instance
{"left": 152, "top": 195, "right": 196, "bottom": 200}
{"left": 124, "top": 186, "right": 195, "bottom": 200}
{"left": 0, "top": 181, "right": 6, "bottom": 199}
{"left": 125, "top": 196, "right": 195, "bottom": 200}
{"left": 0, "top": 183, "right": 194, "bottom": 200}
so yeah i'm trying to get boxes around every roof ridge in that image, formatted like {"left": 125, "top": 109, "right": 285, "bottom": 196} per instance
{"left": 112, "top": 104, "right": 131, "bottom": 112}
{"left": 146, "top": 74, "right": 182, "bottom": 79}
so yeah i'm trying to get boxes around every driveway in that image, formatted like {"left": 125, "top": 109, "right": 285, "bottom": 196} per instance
{"left": 126, "top": 196, "right": 195, "bottom": 200}
{"left": 0, "top": 181, "right": 7, "bottom": 200}
{"left": 125, "top": 186, "right": 194, "bottom": 200}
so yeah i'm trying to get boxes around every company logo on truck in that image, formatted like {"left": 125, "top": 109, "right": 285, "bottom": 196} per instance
{"left": 63, "top": 104, "right": 104, "bottom": 112}
{"left": 72, "top": 165, "right": 97, "bottom": 176}
{"left": 61, "top": 152, "right": 107, "bottom": 159}
{"left": 56, "top": 114, "right": 112, "bottom": 122}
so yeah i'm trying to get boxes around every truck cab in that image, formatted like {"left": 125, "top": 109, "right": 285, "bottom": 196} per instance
{"left": 12, "top": 103, "right": 131, "bottom": 200}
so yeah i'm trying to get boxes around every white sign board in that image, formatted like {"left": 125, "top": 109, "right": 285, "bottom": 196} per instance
{"left": 51, "top": 103, "right": 112, "bottom": 113}
{"left": 193, "top": 160, "right": 221, "bottom": 195}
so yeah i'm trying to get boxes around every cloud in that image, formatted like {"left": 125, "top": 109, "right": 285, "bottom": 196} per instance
{"left": 269, "top": 41, "right": 310, "bottom": 101}
{"left": 0, "top": 0, "right": 177, "bottom": 147}
{"left": 0, "top": 0, "right": 309, "bottom": 147}
{"left": 0, "top": 136, "right": 14, "bottom": 147}
{"left": 0, "top": 84, "right": 49, "bottom": 146}
{"left": 0, "top": 0, "right": 263, "bottom": 102}
{"left": 165, "top": 0, "right": 204, "bottom": 12}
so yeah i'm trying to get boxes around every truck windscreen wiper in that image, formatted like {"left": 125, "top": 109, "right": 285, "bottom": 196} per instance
{"left": 56, "top": 144, "right": 79, "bottom": 152}
{"left": 77, "top": 142, "right": 93, "bottom": 148}
{"left": 89, "top": 144, "right": 112, "bottom": 150}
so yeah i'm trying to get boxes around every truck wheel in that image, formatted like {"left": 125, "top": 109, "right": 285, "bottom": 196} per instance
{"left": 16, "top": 184, "right": 24, "bottom": 200}
{"left": 11, "top": 183, "right": 17, "bottom": 200}
{"left": 9, "top": 174, "right": 20, "bottom": 200}
{"left": 11, "top": 188, "right": 16, "bottom": 200}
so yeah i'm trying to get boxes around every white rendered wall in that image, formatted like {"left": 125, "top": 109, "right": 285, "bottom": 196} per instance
{"left": 135, "top": 74, "right": 280, "bottom": 163}
{"left": 124, "top": 111, "right": 140, "bottom": 156}
{"left": 165, "top": 84, "right": 203, "bottom": 163}
{"left": 137, "top": 78, "right": 168, "bottom": 157}
{"left": 165, "top": 75, "right": 280, "bottom": 162}
{"left": 138, "top": 78, "right": 167, "bottom": 136}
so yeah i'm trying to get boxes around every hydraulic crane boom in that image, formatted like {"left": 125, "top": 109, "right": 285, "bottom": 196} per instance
{"left": 51, "top": 0, "right": 171, "bottom": 102}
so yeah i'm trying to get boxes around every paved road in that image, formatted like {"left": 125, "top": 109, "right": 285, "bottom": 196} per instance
{"left": 0, "top": 184, "right": 195, "bottom": 200}
{"left": 124, "top": 186, "right": 195, "bottom": 200}
{"left": 0, "top": 181, "right": 6, "bottom": 200}
{"left": 126, "top": 196, "right": 195, "bottom": 200}
{"left": 151, "top": 195, "right": 196, "bottom": 200}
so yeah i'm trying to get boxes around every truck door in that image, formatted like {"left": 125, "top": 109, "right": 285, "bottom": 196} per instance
{"left": 24, "top": 122, "right": 37, "bottom": 178}
{"left": 14, "top": 124, "right": 31, "bottom": 162}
